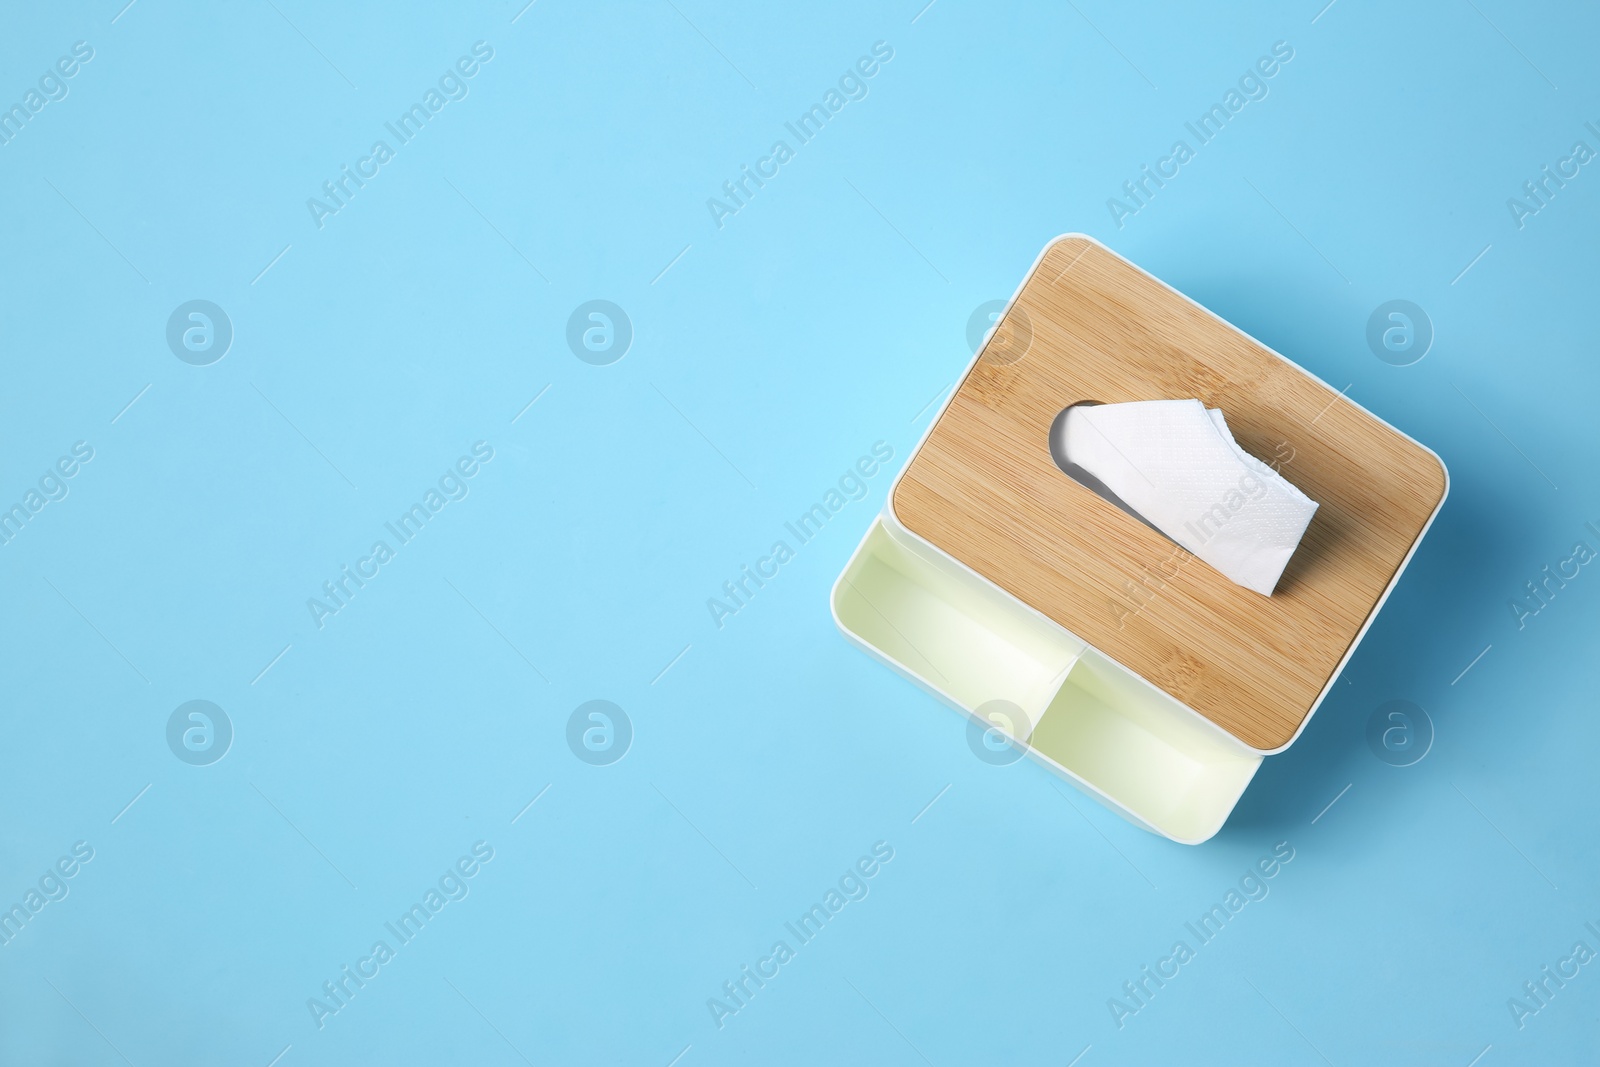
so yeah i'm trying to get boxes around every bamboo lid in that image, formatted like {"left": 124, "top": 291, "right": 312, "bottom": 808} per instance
{"left": 891, "top": 236, "right": 1447, "bottom": 751}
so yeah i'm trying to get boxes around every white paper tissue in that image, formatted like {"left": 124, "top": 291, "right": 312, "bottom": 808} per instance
{"left": 1057, "top": 399, "right": 1318, "bottom": 596}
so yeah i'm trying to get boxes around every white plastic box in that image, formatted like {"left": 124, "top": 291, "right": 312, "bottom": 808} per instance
{"left": 832, "top": 236, "right": 1447, "bottom": 843}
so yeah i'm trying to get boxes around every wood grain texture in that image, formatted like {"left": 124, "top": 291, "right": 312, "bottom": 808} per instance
{"left": 892, "top": 237, "right": 1446, "bottom": 750}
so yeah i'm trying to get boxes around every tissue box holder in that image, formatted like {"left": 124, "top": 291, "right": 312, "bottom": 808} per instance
{"left": 831, "top": 235, "right": 1448, "bottom": 844}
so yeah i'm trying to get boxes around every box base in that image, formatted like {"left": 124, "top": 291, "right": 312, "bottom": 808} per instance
{"left": 832, "top": 515, "right": 1261, "bottom": 844}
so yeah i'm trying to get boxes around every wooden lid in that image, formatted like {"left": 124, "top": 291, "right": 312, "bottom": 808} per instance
{"left": 892, "top": 236, "right": 1447, "bottom": 751}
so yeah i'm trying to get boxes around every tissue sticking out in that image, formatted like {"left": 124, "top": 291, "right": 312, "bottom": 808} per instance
{"left": 1054, "top": 399, "right": 1318, "bottom": 596}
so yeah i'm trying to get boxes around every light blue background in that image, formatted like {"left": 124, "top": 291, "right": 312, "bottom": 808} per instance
{"left": 1, "top": 1, "right": 1596, "bottom": 1064}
